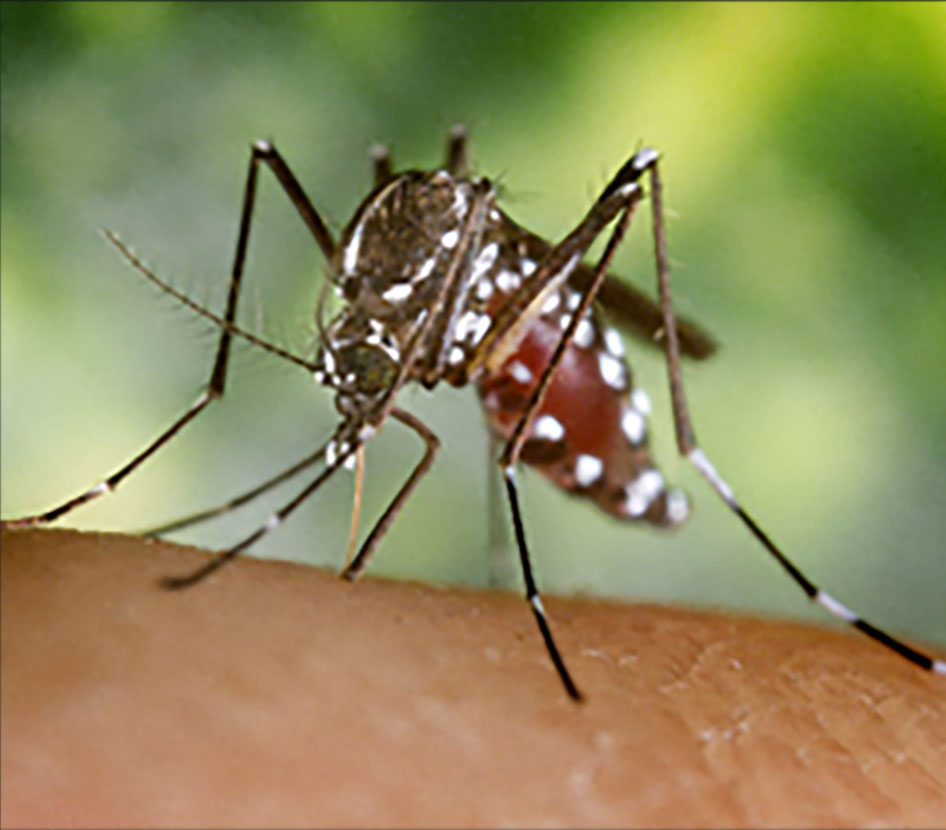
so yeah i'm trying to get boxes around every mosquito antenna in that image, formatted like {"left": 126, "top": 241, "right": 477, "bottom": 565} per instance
{"left": 343, "top": 445, "right": 367, "bottom": 569}
{"left": 102, "top": 229, "right": 319, "bottom": 372}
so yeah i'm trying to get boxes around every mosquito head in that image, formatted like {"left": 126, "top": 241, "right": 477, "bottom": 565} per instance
{"left": 313, "top": 309, "right": 402, "bottom": 419}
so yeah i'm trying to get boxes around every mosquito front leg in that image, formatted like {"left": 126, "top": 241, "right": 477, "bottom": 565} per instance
{"left": 341, "top": 408, "right": 440, "bottom": 581}
{"left": 2, "top": 141, "right": 336, "bottom": 531}
{"left": 502, "top": 467, "right": 583, "bottom": 700}
{"left": 139, "top": 440, "right": 332, "bottom": 538}
{"left": 490, "top": 149, "right": 658, "bottom": 701}
{"left": 643, "top": 156, "right": 945, "bottom": 676}
{"left": 160, "top": 425, "right": 363, "bottom": 589}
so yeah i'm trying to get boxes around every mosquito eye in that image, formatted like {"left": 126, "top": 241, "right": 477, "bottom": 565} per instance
{"left": 340, "top": 276, "right": 361, "bottom": 302}
{"left": 337, "top": 343, "right": 398, "bottom": 396}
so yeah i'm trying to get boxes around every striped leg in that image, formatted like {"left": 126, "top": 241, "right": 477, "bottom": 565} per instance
{"left": 2, "top": 141, "right": 336, "bottom": 531}
{"left": 494, "top": 150, "right": 656, "bottom": 701}
{"left": 504, "top": 467, "right": 583, "bottom": 701}
{"left": 643, "top": 155, "right": 946, "bottom": 677}
{"left": 160, "top": 424, "right": 359, "bottom": 589}
{"left": 138, "top": 441, "right": 331, "bottom": 538}
{"left": 164, "top": 407, "right": 435, "bottom": 590}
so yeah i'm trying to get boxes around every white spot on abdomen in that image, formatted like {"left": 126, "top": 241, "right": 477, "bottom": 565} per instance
{"left": 509, "top": 361, "right": 532, "bottom": 384}
{"left": 598, "top": 352, "right": 628, "bottom": 390}
{"left": 475, "top": 277, "right": 494, "bottom": 301}
{"left": 604, "top": 327, "right": 625, "bottom": 357}
{"left": 541, "top": 292, "right": 561, "bottom": 315}
{"left": 471, "top": 313, "right": 491, "bottom": 345}
{"left": 622, "top": 469, "right": 664, "bottom": 517}
{"left": 631, "top": 388, "right": 652, "bottom": 416}
{"left": 574, "top": 318, "right": 595, "bottom": 349}
{"left": 533, "top": 414, "right": 565, "bottom": 442}
{"left": 574, "top": 454, "right": 604, "bottom": 487}
{"left": 665, "top": 488, "right": 690, "bottom": 523}
{"left": 496, "top": 269, "right": 521, "bottom": 293}
{"left": 455, "top": 309, "right": 480, "bottom": 342}
{"left": 471, "top": 242, "right": 499, "bottom": 280}
{"left": 416, "top": 257, "right": 437, "bottom": 281}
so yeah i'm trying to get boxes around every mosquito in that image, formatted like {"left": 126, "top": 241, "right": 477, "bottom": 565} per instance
{"left": 4, "top": 126, "right": 943, "bottom": 701}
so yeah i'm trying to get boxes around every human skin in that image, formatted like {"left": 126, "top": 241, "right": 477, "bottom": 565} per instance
{"left": 2, "top": 528, "right": 944, "bottom": 828}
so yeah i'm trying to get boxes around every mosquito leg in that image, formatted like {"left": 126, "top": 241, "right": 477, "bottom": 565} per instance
{"left": 250, "top": 140, "right": 336, "bottom": 259}
{"left": 498, "top": 152, "right": 651, "bottom": 471}
{"left": 1, "top": 391, "right": 215, "bottom": 529}
{"left": 497, "top": 198, "right": 636, "bottom": 700}
{"left": 644, "top": 157, "right": 945, "bottom": 676}
{"left": 138, "top": 440, "right": 332, "bottom": 538}
{"left": 503, "top": 466, "right": 583, "bottom": 701}
{"left": 489, "top": 150, "right": 658, "bottom": 701}
{"left": 160, "top": 430, "right": 357, "bottom": 589}
{"left": 445, "top": 124, "right": 469, "bottom": 176}
{"left": 341, "top": 408, "right": 440, "bottom": 580}
{"left": 371, "top": 143, "right": 394, "bottom": 187}
{"left": 2, "top": 141, "right": 336, "bottom": 531}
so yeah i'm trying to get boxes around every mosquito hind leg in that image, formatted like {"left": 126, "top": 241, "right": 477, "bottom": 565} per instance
{"left": 2, "top": 141, "right": 337, "bottom": 530}
{"left": 642, "top": 155, "right": 945, "bottom": 676}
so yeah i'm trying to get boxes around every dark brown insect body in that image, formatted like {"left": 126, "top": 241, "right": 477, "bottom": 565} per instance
{"left": 4, "top": 127, "right": 942, "bottom": 700}
{"left": 321, "top": 167, "right": 687, "bottom": 527}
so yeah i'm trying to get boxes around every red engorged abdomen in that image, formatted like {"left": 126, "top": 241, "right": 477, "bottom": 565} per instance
{"left": 476, "top": 307, "right": 686, "bottom": 526}
{"left": 479, "top": 321, "right": 619, "bottom": 461}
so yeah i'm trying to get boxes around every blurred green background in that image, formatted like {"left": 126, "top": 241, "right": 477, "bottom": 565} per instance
{"left": 2, "top": 2, "right": 944, "bottom": 649}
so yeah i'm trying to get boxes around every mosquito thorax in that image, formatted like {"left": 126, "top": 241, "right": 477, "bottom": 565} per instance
{"left": 329, "top": 169, "right": 483, "bottom": 325}
{"left": 316, "top": 168, "right": 499, "bottom": 414}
